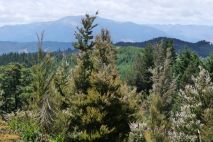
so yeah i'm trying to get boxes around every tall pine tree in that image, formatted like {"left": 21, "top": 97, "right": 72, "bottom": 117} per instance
{"left": 67, "top": 14, "right": 136, "bottom": 142}
{"left": 31, "top": 33, "right": 61, "bottom": 134}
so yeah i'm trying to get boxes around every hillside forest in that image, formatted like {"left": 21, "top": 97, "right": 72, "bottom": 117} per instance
{"left": 0, "top": 14, "right": 213, "bottom": 142}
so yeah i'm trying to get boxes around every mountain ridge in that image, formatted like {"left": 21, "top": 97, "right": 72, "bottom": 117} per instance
{"left": 0, "top": 16, "right": 213, "bottom": 42}
{"left": 116, "top": 37, "right": 213, "bottom": 57}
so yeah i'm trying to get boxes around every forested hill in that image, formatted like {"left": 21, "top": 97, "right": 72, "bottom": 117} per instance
{"left": 116, "top": 37, "right": 213, "bottom": 57}
{"left": 0, "top": 37, "right": 213, "bottom": 56}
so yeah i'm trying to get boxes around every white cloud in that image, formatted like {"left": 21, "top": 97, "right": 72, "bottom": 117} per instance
{"left": 0, "top": 0, "right": 213, "bottom": 26}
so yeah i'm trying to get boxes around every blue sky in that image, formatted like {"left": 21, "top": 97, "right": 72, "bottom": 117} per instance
{"left": 0, "top": 0, "right": 212, "bottom": 26}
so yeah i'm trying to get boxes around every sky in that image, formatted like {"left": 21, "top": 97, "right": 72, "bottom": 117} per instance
{"left": 0, "top": 0, "right": 213, "bottom": 26}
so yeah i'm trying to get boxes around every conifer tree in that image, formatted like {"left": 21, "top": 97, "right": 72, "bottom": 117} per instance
{"left": 204, "top": 52, "right": 213, "bottom": 81}
{"left": 90, "top": 29, "right": 136, "bottom": 141}
{"left": 0, "top": 63, "right": 23, "bottom": 113}
{"left": 18, "top": 67, "right": 33, "bottom": 110}
{"left": 32, "top": 33, "right": 61, "bottom": 134}
{"left": 72, "top": 13, "right": 98, "bottom": 94}
{"left": 54, "top": 58, "right": 72, "bottom": 110}
{"left": 173, "top": 49, "right": 201, "bottom": 89}
{"left": 67, "top": 14, "right": 136, "bottom": 142}
{"left": 129, "top": 44, "right": 154, "bottom": 93}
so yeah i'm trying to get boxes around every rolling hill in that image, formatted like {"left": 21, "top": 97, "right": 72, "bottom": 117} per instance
{"left": 116, "top": 37, "right": 213, "bottom": 57}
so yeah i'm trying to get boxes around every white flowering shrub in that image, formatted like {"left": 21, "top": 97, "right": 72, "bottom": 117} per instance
{"left": 170, "top": 67, "right": 213, "bottom": 141}
{"left": 128, "top": 123, "right": 147, "bottom": 142}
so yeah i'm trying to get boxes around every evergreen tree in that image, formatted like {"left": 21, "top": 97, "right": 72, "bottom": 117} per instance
{"left": 204, "top": 52, "right": 213, "bottom": 81}
{"left": 18, "top": 66, "right": 33, "bottom": 110}
{"left": 72, "top": 13, "right": 98, "bottom": 94}
{"left": 153, "top": 40, "right": 176, "bottom": 67}
{"left": 67, "top": 14, "right": 136, "bottom": 141}
{"left": 90, "top": 29, "right": 136, "bottom": 141}
{"left": 173, "top": 49, "right": 201, "bottom": 89}
{"left": 31, "top": 33, "right": 61, "bottom": 134}
{"left": 54, "top": 58, "right": 72, "bottom": 109}
{"left": 0, "top": 63, "right": 23, "bottom": 113}
{"left": 129, "top": 44, "right": 154, "bottom": 93}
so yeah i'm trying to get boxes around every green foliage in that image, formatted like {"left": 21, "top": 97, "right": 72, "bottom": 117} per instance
{"left": 9, "top": 114, "right": 41, "bottom": 141}
{"left": 132, "top": 41, "right": 176, "bottom": 142}
{"left": 0, "top": 52, "right": 37, "bottom": 67}
{"left": 146, "top": 42, "right": 176, "bottom": 141}
{"left": 152, "top": 42, "right": 176, "bottom": 114}
{"left": 0, "top": 63, "right": 31, "bottom": 113}
{"left": 0, "top": 64, "right": 21, "bottom": 113}
{"left": 68, "top": 15, "right": 136, "bottom": 141}
{"left": 128, "top": 44, "right": 154, "bottom": 93}
{"left": 116, "top": 46, "right": 144, "bottom": 81}
{"left": 54, "top": 59, "right": 72, "bottom": 109}
{"left": 18, "top": 67, "right": 33, "bottom": 110}
{"left": 72, "top": 13, "right": 98, "bottom": 94}
{"left": 31, "top": 34, "right": 63, "bottom": 135}
{"left": 204, "top": 52, "right": 213, "bottom": 80}
{"left": 173, "top": 49, "right": 201, "bottom": 89}
{"left": 49, "top": 134, "right": 65, "bottom": 142}
{"left": 0, "top": 119, "right": 20, "bottom": 141}
{"left": 74, "top": 13, "right": 98, "bottom": 51}
{"left": 116, "top": 37, "right": 213, "bottom": 57}
{"left": 0, "top": 49, "right": 75, "bottom": 67}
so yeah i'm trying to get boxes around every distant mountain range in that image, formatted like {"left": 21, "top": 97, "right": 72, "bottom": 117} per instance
{"left": 0, "top": 41, "right": 72, "bottom": 54}
{"left": 1, "top": 16, "right": 213, "bottom": 42}
{"left": 0, "top": 37, "right": 213, "bottom": 57}
{"left": 0, "top": 16, "right": 213, "bottom": 56}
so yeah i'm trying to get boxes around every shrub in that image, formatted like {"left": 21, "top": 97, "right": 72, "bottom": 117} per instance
{"left": 9, "top": 115, "right": 41, "bottom": 141}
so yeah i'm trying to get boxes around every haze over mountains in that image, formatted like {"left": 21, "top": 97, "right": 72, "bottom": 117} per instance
{"left": 1, "top": 16, "right": 213, "bottom": 43}
{"left": 1, "top": 16, "right": 213, "bottom": 55}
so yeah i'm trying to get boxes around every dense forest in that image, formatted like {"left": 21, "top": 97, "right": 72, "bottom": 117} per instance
{"left": 0, "top": 14, "right": 213, "bottom": 142}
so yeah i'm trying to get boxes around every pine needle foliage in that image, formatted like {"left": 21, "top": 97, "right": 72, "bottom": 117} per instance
{"left": 67, "top": 14, "right": 136, "bottom": 142}
{"left": 31, "top": 33, "right": 61, "bottom": 134}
